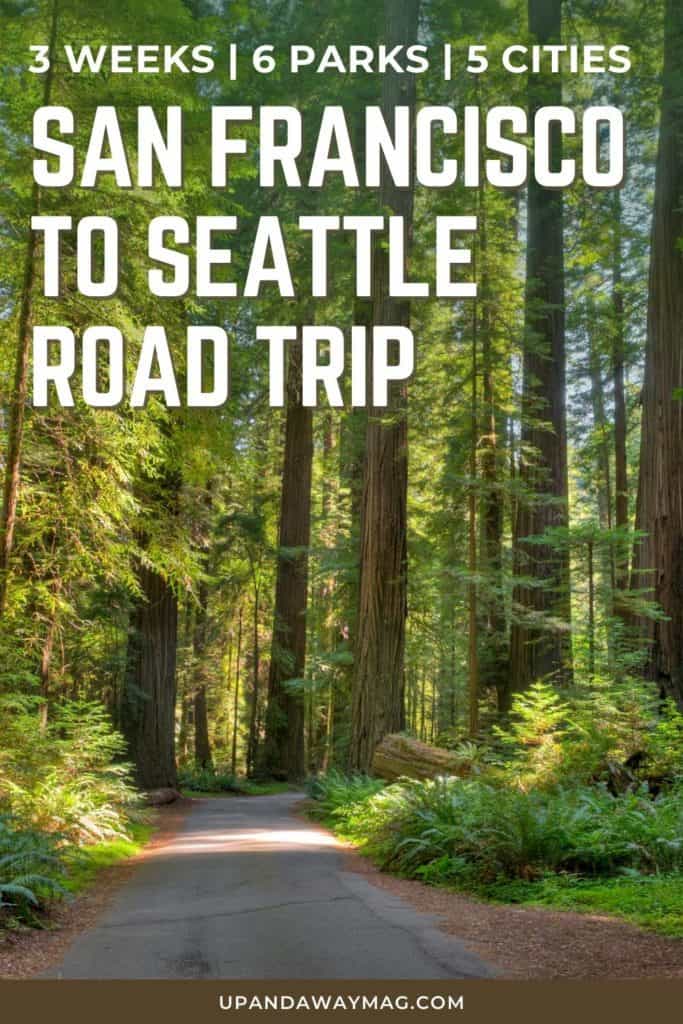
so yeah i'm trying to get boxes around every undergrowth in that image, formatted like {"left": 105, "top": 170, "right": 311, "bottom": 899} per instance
{"left": 178, "top": 764, "right": 295, "bottom": 796}
{"left": 307, "top": 686, "right": 683, "bottom": 937}
{"left": 309, "top": 772, "right": 683, "bottom": 935}
{"left": 0, "top": 697, "right": 142, "bottom": 927}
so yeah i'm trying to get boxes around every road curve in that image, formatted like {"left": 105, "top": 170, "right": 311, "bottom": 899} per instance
{"left": 50, "top": 792, "right": 492, "bottom": 979}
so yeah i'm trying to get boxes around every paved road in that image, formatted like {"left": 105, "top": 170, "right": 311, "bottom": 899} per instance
{"left": 51, "top": 793, "right": 492, "bottom": 979}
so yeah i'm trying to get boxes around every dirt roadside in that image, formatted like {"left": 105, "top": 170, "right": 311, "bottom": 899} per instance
{"left": 346, "top": 847, "right": 683, "bottom": 980}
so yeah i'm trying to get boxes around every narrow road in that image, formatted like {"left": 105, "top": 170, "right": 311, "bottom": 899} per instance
{"left": 51, "top": 793, "right": 492, "bottom": 979}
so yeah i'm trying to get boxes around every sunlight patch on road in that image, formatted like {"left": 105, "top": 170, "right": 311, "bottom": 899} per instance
{"left": 227, "top": 830, "right": 340, "bottom": 846}
{"left": 150, "top": 828, "right": 342, "bottom": 856}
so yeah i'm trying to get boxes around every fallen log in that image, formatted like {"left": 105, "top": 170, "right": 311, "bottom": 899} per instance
{"left": 144, "top": 787, "right": 182, "bottom": 806}
{"left": 372, "top": 733, "right": 470, "bottom": 783}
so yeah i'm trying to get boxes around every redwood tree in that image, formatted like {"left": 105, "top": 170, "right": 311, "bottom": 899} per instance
{"left": 121, "top": 560, "right": 179, "bottom": 790}
{"left": 193, "top": 576, "right": 212, "bottom": 769}
{"left": 508, "top": 0, "right": 571, "bottom": 705}
{"left": 612, "top": 189, "right": 630, "bottom": 594}
{"left": 263, "top": 340, "right": 313, "bottom": 780}
{"left": 350, "top": 0, "right": 419, "bottom": 771}
{"left": 633, "top": 0, "right": 683, "bottom": 707}
{"left": 121, "top": 465, "right": 181, "bottom": 790}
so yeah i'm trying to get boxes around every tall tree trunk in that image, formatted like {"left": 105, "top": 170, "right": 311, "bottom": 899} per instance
{"left": 192, "top": 484, "right": 214, "bottom": 770}
{"left": 632, "top": 0, "right": 683, "bottom": 707}
{"left": 612, "top": 190, "right": 630, "bottom": 600}
{"left": 508, "top": 0, "right": 571, "bottom": 704}
{"left": 589, "top": 336, "right": 613, "bottom": 535}
{"left": 468, "top": 276, "right": 480, "bottom": 737}
{"left": 246, "top": 581, "right": 260, "bottom": 774}
{"left": 340, "top": 95, "right": 376, "bottom": 670}
{"left": 319, "top": 414, "right": 336, "bottom": 772}
{"left": 193, "top": 683, "right": 211, "bottom": 768}
{"left": 478, "top": 189, "right": 508, "bottom": 709}
{"left": 193, "top": 577, "right": 212, "bottom": 769}
{"left": 231, "top": 606, "right": 243, "bottom": 776}
{"left": 588, "top": 334, "right": 617, "bottom": 669}
{"left": 0, "top": 0, "right": 59, "bottom": 616}
{"left": 121, "top": 561, "right": 178, "bottom": 790}
{"left": 178, "top": 693, "right": 192, "bottom": 763}
{"left": 177, "top": 600, "right": 194, "bottom": 761}
{"left": 350, "top": 0, "right": 419, "bottom": 771}
{"left": 264, "top": 340, "right": 313, "bottom": 780}
{"left": 587, "top": 540, "right": 596, "bottom": 682}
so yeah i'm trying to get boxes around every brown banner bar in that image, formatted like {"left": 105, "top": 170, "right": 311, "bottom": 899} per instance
{"left": 1, "top": 980, "right": 681, "bottom": 1024}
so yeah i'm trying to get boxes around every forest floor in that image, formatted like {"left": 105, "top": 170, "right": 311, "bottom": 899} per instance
{"left": 1, "top": 793, "right": 681, "bottom": 980}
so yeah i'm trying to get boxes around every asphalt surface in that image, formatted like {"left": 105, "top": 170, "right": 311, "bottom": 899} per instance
{"left": 50, "top": 793, "right": 492, "bottom": 979}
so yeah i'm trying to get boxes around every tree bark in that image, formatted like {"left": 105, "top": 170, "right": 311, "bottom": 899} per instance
{"left": 264, "top": 340, "right": 313, "bottom": 780}
{"left": 632, "top": 0, "right": 683, "bottom": 707}
{"left": 121, "top": 561, "right": 178, "bottom": 790}
{"left": 589, "top": 335, "right": 613, "bottom": 535}
{"left": 468, "top": 278, "right": 480, "bottom": 737}
{"left": 246, "top": 580, "right": 260, "bottom": 774}
{"left": 612, "top": 190, "right": 630, "bottom": 599}
{"left": 508, "top": 0, "right": 571, "bottom": 704}
{"left": 372, "top": 733, "right": 471, "bottom": 783}
{"left": 478, "top": 190, "right": 508, "bottom": 711}
{"left": 231, "top": 606, "right": 243, "bottom": 776}
{"left": 587, "top": 539, "right": 596, "bottom": 682}
{"left": 349, "top": 0, "right": 419, "bottom": 772}
{"left": 588, "top": 334, "right": 617, "bottom": 666}
{"left": 193, "top": 577, "right": 212, "bottom": 769}
{"left": 191, "top": 573, "right": 211, "bottom": 770}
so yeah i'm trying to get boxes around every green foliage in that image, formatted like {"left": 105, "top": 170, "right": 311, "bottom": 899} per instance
{"left": 490, "top": 682, "right": 683, "bottom": 791}
{"left": 479, "top": 874, "right": 683, "bottom": 938}
{"left": 0, "top": 698, "right": 139, "bottom": 844}
{"left": 239, "top": 780, "right": 295, "bottom": 796}
{"left": 62, "top": 824, "right": 152, "bottom": 895}
{"left": 645, "top": 700, "right": 683, "bottom": 780}
{"left": 310, "top": 772, "right": 683, "bottom": 887}
{"left": 0, "top": 816, "right": 150, "bottom": 928}
{"left": 0, "top": 817, "right": 66, "bottom": 926}
{"left": 177, "top": 766, "right": 294, "bottom": 796}
{"left": 493, "top": 684, "right": 570, "bottom": 790}
{"left": 305, "top": 770, "right": 384, "bottom": 820}
{"left": 177, "top": 765, "right": 242, "bottom": 794}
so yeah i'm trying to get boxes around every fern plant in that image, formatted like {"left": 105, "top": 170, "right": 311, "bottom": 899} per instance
{"left": 0, "top": 817, "right": 66, "bottom": 925}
